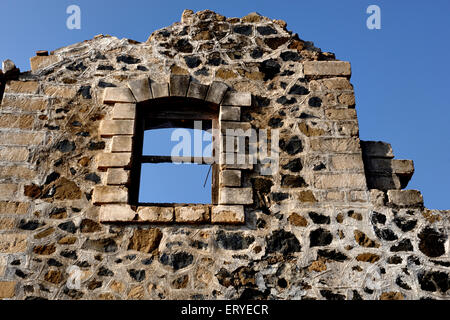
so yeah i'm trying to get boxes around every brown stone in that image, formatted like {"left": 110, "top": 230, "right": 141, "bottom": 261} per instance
{"left": 44, "top": 270, "right": 63, "bottom": 284}
{"left": 297, "top": 190, "right": 317, "bottom": 203}
{"left": 288, "top": 213, "right": 308, "bottom": 227}
{"left": 128, "top": 229, "right": 162, "bottom": 253}
{"left": 380, "top": 292, "right": 404, "bottom": 300}
{"left": 308, "top": 260, "right": 327, "bottom": 272}
{"left": 354, "top": 230, "right": 379, "bottom": 248}
{"left": 5, "top": 81, "right": 39, "bottom": 94}
{"left": 0, "top": 234, "right": 27, "bottom": 253}
{"left": 356, "top": 253, "right": 380, "bottom": 263}
{"left": 128, "top": 286, "right": 145, "bottom": 300}
{"left": 0, "top": 282, "right": 16, "bottom": 298}
{"left": 299, "top": 123, "right": 325, "bottom": 137}
{"left": 172, "top": 275, "right": 189, "bottom": 289}
{"left": 58, "top": 236, "right": 77, "bottom": 245}
{"left": 33, "top": 243, "right": 56, "bottom": 255}
{"left": 34, "top": 227, "right": 55, "bottom": 239}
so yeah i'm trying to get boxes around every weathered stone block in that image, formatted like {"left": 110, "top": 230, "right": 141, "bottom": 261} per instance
{"left": 92, "top": 186, "right": 128, "bottom": 204}
{"left": 0, "top": 96, "right": 48, "bottom": 112}
{"left": 0, "top": 132, "right": 45, "bottom": 146}
{"left": 43, "top": 85, "right": 78, "bottom": 99}
{"left": 0, "top": 202, "right": 29, "bottom": 215}
{"left": 0, "top": 184, "right": 19, "bottom": 201}
{"left": 99, "top": 205, "right": 136, "bottom": 222}
{"left": 187, "top": 82, "right": 208, "bottom": 100}
{"left": 30, "top": 55, "right": 61, "bottom": 72}
{"left": 219, "top": 170, "right": 241, "bottom": 187}
{"left": 99, "top": 120, "right": 135, "bottom": 136}
{"left": 304, "top": 61, "right": 351, "bottom": 77}
{"left": 0, "top": 234, "right": 27, "bottom": 253}
{"left": 96, "top": 153, "right": 132, "bottom": 169}
{"left": 112, "top": 103, "right": 136, "bottom": 120}
{"left": 331, "top": 154, "right": 364, "bottom": 170}
{"left": 310, "top": 138, "right": 361, "bottom": 153}
{"left": 211, "top": 205, "right": 245, "bottom": 224}
{"left": 137, "top": 207, "right": 174, "bottom": 223}
{"left": 0, "top": 147, "right": 29, "bottom": 162}
{"left": 205, "top": 81, "right": 228, "bottom": 104}
{"left": 338, "top": 93, "right": 355, "bottom": 106}
{"left": 391, "top": 160, "right": 414, "bottom": 175}
{"left": 219, "top": 188, "right": 253, "bottom": 205}
{"left": 219, "top": 106, "right": 241, "bottom": 122}
{"left": 106, "top": 168, "right": 130, "bottom": 185}
{"left": 222, "top": 92, "right": 252, "bottom": 106}
{"left": 175, "top": 206, "right": 210, "bottom": 223}
{"left": 314, "top": 173, "right": 366, "bottom": 189}
{"left": 221, "top": 121, "right": 252, "bottom": 133}
{"left": 5, "top": 81, "right": 39, "bottom": 94}
{"left": 0, "top": 114, "right": 34, "bottom": 129}
{"left": 0, "top": 281, "right": 16, "bottom": 298}
{"left": 103, "top": 87, "right": 136, "bottom": 104}
{"left": 151, "top": 82, "right": 169, "bottom": 98}
{"left": 111, "top": 136, "right": 133, "bottom": 153}
{"left": 127, "top": 78, "right": 152, "bottom": 102}
{"left": 169, "top": 75, "right": 190, "bottom": 97}
{"left": 361, "top": 141, "right": 394, "bottom": 158}
{"left": 0, "top": 217, "right": 15, "bottom": 230}
{"left": 387, "top": 190, "right": 423, "bottom": 207}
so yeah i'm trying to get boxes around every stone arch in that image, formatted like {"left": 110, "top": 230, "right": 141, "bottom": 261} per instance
{"left": 94, "top": 74, "right": 253, "bottom": 225}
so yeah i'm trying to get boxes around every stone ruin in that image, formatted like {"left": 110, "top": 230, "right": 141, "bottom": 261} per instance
{"left": 0, "top": 9, "right": 448, "bottom": 300}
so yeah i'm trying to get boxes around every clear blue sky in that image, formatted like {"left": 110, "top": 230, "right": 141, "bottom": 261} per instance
{"left": 1, "top": 0, "right": 449, "bottom": 209}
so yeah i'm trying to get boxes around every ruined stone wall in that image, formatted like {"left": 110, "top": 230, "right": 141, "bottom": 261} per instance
{"left": 0, "top": 10, "right": 448, "bottom": 300}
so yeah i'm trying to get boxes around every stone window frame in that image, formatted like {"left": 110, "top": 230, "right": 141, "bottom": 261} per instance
{"left": 93, "top": 75, "right": 253, "bottom": 225}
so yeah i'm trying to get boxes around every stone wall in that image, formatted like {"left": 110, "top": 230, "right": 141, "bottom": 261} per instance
{"left": 0, "top": 9, "right": 448, "bottom": 300}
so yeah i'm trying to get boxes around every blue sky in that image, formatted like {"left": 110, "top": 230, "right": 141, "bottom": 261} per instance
{"left": 1, "top": 0, "right": 449, "bottom": 209}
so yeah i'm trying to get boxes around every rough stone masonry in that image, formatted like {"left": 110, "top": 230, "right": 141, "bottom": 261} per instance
{"left": 0, "top": 9, "right": 448, "bottom": 300}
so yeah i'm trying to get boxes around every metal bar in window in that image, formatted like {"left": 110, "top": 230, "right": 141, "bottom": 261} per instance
{"left": 141, "top": 155, "right": 215, "bottom": 164}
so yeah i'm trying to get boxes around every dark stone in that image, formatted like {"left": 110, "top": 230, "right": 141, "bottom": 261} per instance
{"left": 431, "top": 260, "right": 450, "bottom": 267}
{"left": 317, "top": 249, "right": 348, "bottom": 262}
{"left": 277, "top": 278, "right": 288, "bottom": 288}
{"left": 313, "top": 163, "right": 326, "bottom": 171}
{"left": 191, "top": 240, "right": 208, "bottom": 250}
{"left": 281, "top": 175, "right": 307, "bottom": 188}
{"left": 393, "top": 217, "right": 417, "bottom": 232}
{"left": 310, "top": 228, "right": 333, "bottom": 247}
{"left": 268, "top": 117, "right": 283, "bottom": 128}
{"left": 98, "top": 81, "right": 116, "bottom": 88}
{"left": 252, "top": 178, "right": 273, "bottom": 194}
{"left": 55, "top": 140, "right": 75, "bottom": 153}
{"left": 194, "top": 67, "right": 209, "bottom": 76}
{"left": 256, "top": 218, "right": 266, "bottom": 229}
{"left": 374, "top": 226, "right": 398, "bottom": 241}
{"left": 71, "top": 121, "right": 82, "bottom": 127}
{"left": 207, "top": 52, "right": 222, "bottom": 66}
{"left": 184, "top": 55, "right": 201, "bottom": 68}
{"left": 352, "top": 290, "right": 363, "bottom": 300}
{"left": 233, "top": 25, "right": 252, "bottom": 36}
{"left": 82, "top": 238, "right": 118, "bottom": 253}
{"left": 387, "top": 256, "right": 403, "bottom": 264}
{"left": 87, "top": 279, "right": 102, "bottom": 290}
{"left": 282, "top": 159, "right": 303, "bottom": 173}
{"left": 276, "top": 96, "right": 297, "bottom": 105}
{"left": 390, "top": 239, "right": 413, "bottom": 252}
{"left": 58, "top": 221, "right": 76, "bottom": 234}
{"left": 142, "top": 257, "right": 153, "bottom": 265}
{"left": 159, "top": 252, "right": 194, "bottom": 270}
{"left": 418, "top": 270, "right": 449, "bottom": 293}
{"left": 271, "top": 192, "right": 289, "bottom": 202}
{"left": 279, "top": 136, "right": 303, "bottom": 155}
{"left": 280, "top": 51, "right": 301, "bottom": 62}
{"left": 128, "top": 269, "right": 145, "bottom": 282}
{"left": 60, "top": 250, "right": 77, "bottom": 260}
{"left": 288, "top": 84, "right": 309, "bottom": 95}
{"left": 15, "top": 269, "right": 27, "bottom": 279}
{"left": 308, "top": 97, "right": 322, "bottom": 107}
{"left": 259, "top": 59, "right": 281, "bottom": 80}
{"left": 308, "top": 212, "right": 330, "bottom": 224}
{"left": 266, "top": 229, "right": 301, "bottom": 255}
{"left": 254, "top": 95, "right": 271, "bottom": 107}
{"left": 80, "top": 219, "right": 101, "bottom": 233}
{"left": 66, "top": 62, "right": 86, "bottom": 72}
{"left": 280, "top": 70, "right": 295, "bottom": 76}
{"left": 63, "top": 288, "right": 84, "bottom": 299}
{"left": 407, "top": 255, "right": 421, "bottom": 266}
{"left": 216, "top": 230, "right": 255, "bottom": 250}
{"left": 137, "top": 65, "right": 148, "bottom": 71}
{"left": 418, "top": 227, "right": 447, "bottom": 258}
{"left": 76, "top": 261, "right": 91, "bottom": 268}
{"left": 45, "top": 172, "right": 61, "bottom": 186}
{"left": 396, "top": 276, "right": 411, "bottom": 290}
{"left": 18, "top": 220, "right": 43, "bottom": 231}
{"left": 257, "top": 26, "right": 277, "bottom": 35}
{"left": 239, "top": 288, "right": 270, "bottom": 300}
{"left": 10, "top": 260, "right": 20, "bottom": 266}
{"left": 298, "top": 112, "right": 317, "bottom": 119}
{"left": 88, "top": 141, "right": 105, "bottom": 150}
{"left": 174, "top": 39, "right": 193, "bottom": 53}
{"left": 70, "top": 168, "right": 77, "bottom": 175}
{"left": 116, "top": 55, "right": 140, "bottom": 64}
{"left": 97, "top": 65, "right": 114, "bottom": 71}
{"left": 84, "top": 173, "right": 100, "bottom": 184}
{"left": 250, "top": 48, "right": 263, "bottom": 59}
{"left": 371, "top": 211, "right": 386, "bottom": 225}
{"left": 320, "top": 290, "right": 345, "bottom": 300}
